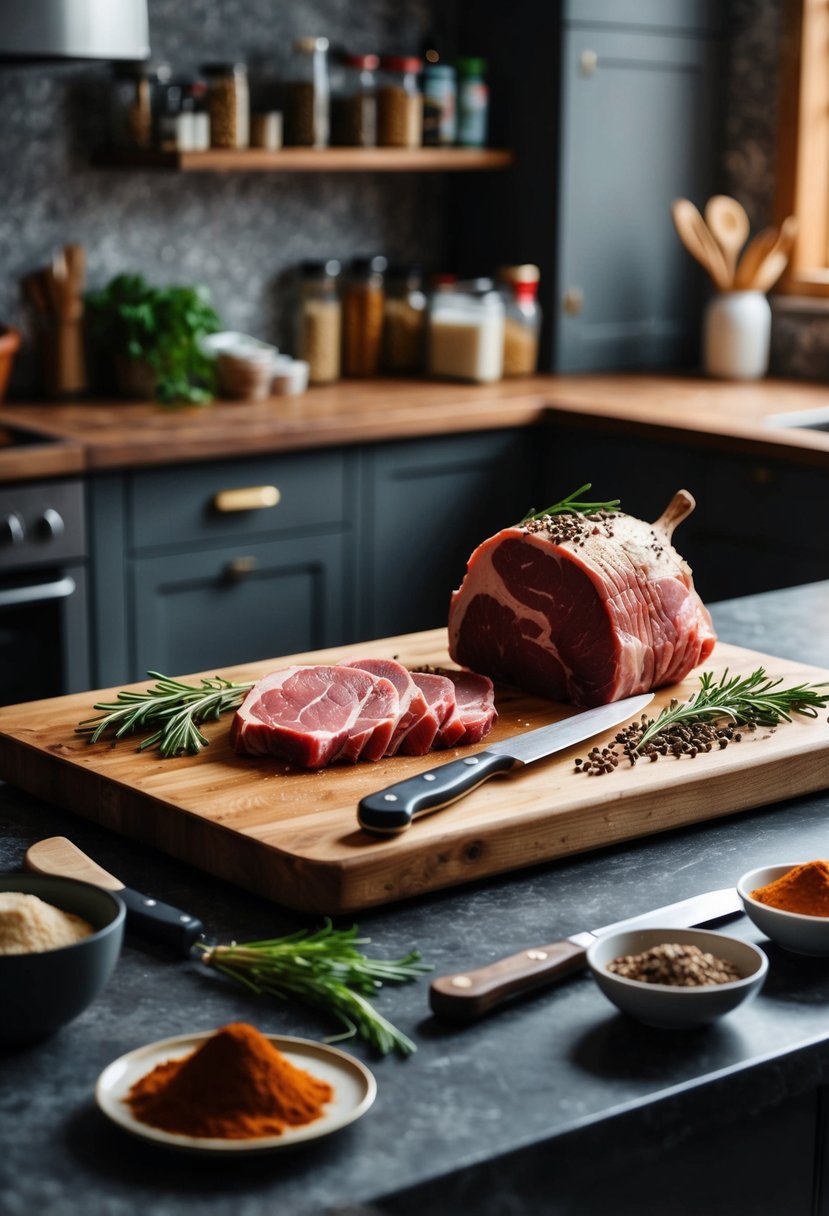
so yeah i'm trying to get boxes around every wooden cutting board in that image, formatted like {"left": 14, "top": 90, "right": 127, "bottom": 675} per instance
{"left": 1, "top": 630, "right": 828, "bottom": 914}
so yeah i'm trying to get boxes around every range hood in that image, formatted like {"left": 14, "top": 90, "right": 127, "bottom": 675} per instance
{"left": 0, "top": 0, "right": 150, "bottom": 62}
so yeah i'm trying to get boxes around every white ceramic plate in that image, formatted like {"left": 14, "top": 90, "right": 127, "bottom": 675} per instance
{"left": 95, "top": 1031, "right": 377, "bottom": 1155}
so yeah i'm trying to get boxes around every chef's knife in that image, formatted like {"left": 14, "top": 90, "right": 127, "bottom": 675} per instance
{"left": 358, "top": 692, "right": 655, "bottom": 835}
{"left": 429, "top": 885, "right": 744, "bottom": 1021}
{"left": 25, "top": 836, "right": 210, "bottom": 956}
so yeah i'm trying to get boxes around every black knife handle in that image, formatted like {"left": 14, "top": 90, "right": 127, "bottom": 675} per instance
{"left": 429, "top": 939, "right": 588, "bottom": 1022}
{"left": 119, "top": 887, "right": 206, "bottom": 956}
{"left": 358, "top": 751, "right": 517, "bottom": 835}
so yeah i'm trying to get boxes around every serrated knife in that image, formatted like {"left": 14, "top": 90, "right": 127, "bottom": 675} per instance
{"left": 358, "top": 691, "right": 655, "bottom": 835}
{"left": 429, "top": 885, "right": 744, "bottom": 1021}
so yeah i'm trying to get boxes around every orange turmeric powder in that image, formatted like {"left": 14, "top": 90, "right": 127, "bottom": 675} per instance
{"left": 126, "top": 1022, "right": 334, "bottom": 1139}
{"left": 750, "top": 860, "right": 829, "bottom": 917}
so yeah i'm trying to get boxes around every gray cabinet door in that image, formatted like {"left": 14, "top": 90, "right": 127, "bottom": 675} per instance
{"left": 555, "top": 23, "right": 720, "bottom": 371}
{"left": 360, "top": 429, "right": 537, "bottom": 640}
{"left": 130, "top": 532, "right": 347, "bottom": 679}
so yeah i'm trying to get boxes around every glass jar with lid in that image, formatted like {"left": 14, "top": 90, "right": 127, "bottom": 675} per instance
{"left": 382, "top": 265, "right": 427, "bottom": 373}
{"left": 296, "top": 259, "right": 342, "bottom": 385}
{"left": 376, "top": 56, "right": 423, "bottom": 147}
{"left": 331, "top": 53, "right": 378, "bottom": 147}
{"left": 110, "top": 61, "right": 171, "bottom": 150}
{"left": 284, "top": 36, "right": 330, "bottom": 147}
{"left": 428, "top": 280, "right": 504, "bottom": 383}
{"left": 499, "top": 265, "right": 542, "bottom": 376}
{"left": 202, "top": 62, "right": 249, "bottom": 148}
{"left": 343, "top": 255, "right": 388, "bottom": 376}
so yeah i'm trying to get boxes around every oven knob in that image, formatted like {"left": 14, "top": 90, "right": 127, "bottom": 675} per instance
{"left": 0, "top": 512, "right": 25, "bottom": 545}
{"left": 37, "top": 508, "right": 65, "bottom": 540}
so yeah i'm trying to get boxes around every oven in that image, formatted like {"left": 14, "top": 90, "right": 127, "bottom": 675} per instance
{"left": 0, "top": 478, "right": 90, "bottom": 706}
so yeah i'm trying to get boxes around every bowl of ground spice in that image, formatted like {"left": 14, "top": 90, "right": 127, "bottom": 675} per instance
{"left": 738, "top": 862, "right": 829, "bottom": 955}
{"left": 0, "top": 872, "right": 125, "bottom": 1044}
{"left": 587, "top": 927, "right": 768, "bottom": 1029}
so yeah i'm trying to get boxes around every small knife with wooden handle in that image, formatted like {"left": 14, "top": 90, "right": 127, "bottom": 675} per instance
{"left": 25, "top": 836, "right": 211, "bottom": 955}
{"left": 429, "top": 885, "right": 744, "bottom": 1021}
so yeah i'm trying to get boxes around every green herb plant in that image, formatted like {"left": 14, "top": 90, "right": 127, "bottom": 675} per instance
{"left": 197, "top": 921, "right": 431, "bottom": 1056}
{"left": 85, "top": 272, "right": 221, "bottom": 404}
{"left": 521, "top": 482, "right": 621, "bottom": 523}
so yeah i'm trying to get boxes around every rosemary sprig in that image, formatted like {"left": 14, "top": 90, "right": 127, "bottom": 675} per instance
{"left": 197, "top": 921, "right": 431, "bottom": 1057}
{"left": 76, "top": 671, "right": 254, "bottom": 758}
{"left": 636, "top": 667, "right": 829, "bottom": 753}
{"left": 520, "top": 482, "right": 621, "bottom": 523}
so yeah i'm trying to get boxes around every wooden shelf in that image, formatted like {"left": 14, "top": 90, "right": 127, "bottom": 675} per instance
{"left": 92, "top": 146, "right": 513, "bottom": 173}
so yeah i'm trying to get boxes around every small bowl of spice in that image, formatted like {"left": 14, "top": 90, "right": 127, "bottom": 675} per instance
{"left": 0, "top": 872, "right": 125, "bottom": 1044}
{"left": 738, "top": 861, "right": 829, "bottom": 956}
{"left": 587, "top": 927, "right": 768, "bottom": 1029}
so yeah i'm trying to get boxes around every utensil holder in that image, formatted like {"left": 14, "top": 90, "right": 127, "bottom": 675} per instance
{"left": 703, "top": 290, "right": 771, "bottom": 381}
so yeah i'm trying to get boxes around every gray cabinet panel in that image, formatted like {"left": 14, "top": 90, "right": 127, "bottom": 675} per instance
{"left": 564, "top": 0, "right": 720, "bottom": 33}
{"left": 130, "top": 533, "right": 347, "bottom": 679}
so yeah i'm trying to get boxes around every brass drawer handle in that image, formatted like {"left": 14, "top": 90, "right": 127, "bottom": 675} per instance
{"left": 213, "top": 485, "right": 281, "bottom": 513}
{"left": 225, "top": 556, "right": 259, "bottom": 579}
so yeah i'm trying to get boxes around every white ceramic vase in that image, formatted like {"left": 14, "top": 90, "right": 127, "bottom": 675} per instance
{"left": 703, "top": 290, "right": 771, "bottom": 380}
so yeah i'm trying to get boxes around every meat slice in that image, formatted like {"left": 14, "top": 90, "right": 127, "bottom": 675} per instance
{"left": 425, "top": 668, "right": 497, "bottom": 745}
{"left": 409, "top": 671, "right": 466, "bottom": 751}
{"left": 340, "top": 657, "right": 430, "bottom": 756}
{"left": 231, "top": 665, "right": 399, "bottom": 768}
{"left": 448, "top": 490, "right": 716, "bottom": 708}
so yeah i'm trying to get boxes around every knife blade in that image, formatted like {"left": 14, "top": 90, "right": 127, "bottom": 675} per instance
{"left": 24, "top": 836, "right": 211, "bottom": 956}
{"left": 358, "top": 692, "right": 655, "bottom": 835}
{"left": 429, "top": 885, "right": 744, "bottom": 1021}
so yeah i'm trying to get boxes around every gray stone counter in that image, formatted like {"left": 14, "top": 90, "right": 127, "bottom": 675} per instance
{"left": 2, "top": 581, "right": 829, "bottom": 1216}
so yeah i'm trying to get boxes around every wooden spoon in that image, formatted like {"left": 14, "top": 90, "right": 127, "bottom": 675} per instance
{"left": 733, "top": 226, "right": 778, "bottom": 290}
{"left": 734, "top": 215, "right": 798, "bottom": 291}
{"left": 704, "top": 196, "right": 750, "bottom": 287}
{"left": 671, "top": 198, "right": 731, "bottom": 291}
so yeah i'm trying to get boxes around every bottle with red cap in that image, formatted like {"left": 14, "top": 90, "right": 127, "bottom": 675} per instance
{"left": 499, "top": 264, "right": 542, "bottom": 376}
{"left": 376, "top": 55, "right": 423, "bottom": 147}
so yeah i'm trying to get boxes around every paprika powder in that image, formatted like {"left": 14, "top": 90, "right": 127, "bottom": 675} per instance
{"left": 126, "top": 1022, "right": 334, "bottom": 1139}
{"left": 750, "top": 860, "right": 829, "bottom": 917}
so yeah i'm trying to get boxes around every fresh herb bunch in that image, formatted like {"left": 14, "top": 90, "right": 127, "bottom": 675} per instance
{"left": 521, "top": 483, "right": 620, "bottom": 523}
{"left": 197, "top": 921, "right": 430, "bottom": 1056}
{"left": 636, "top": 667, "right": 829, "bottom": 753}
{"left": 85, "top": 272, "right": 221, "bottom": 404}
{"left": 77, "top": 672, "right": 254, "bottom": 757}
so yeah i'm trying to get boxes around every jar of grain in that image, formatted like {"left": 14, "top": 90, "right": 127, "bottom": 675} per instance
{"left": 296, "top": 259, "right": 342, "bottom": 384}
{"left": 331, "top": 53, "right": 378, "bottom": 147}
{"left": 428, "top": 281, "right": 504, "bottom": 383}
{"left": 376, "top": 56, "right": 423, "bottom": 147}
{"left": 343, "top": 255, "right": 387, "bottom": 376}
{"left": 382, "top": 265, "right": 427, "bottom": 373}
{"left": 110, "top": 61, "right": 171, "bottom": 150}
{"left": 284, "top": 36, "right": 330, "bottom": 147}
{"left": 499, "top": 264, "right": 541, "bottom": 376}
{"left": 203, "top": 62, "right": 249, "bottom": 149}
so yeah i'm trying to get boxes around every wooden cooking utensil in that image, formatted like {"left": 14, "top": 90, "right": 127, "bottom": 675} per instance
{"left": 734, "top": 215, "right": 798, "bottom": 291}
{"left": 671, "top": 198, "right": 731, "bottom": 291}
{"left": 733, "top": 227, "right": 778, "bottom": 290}
{"left": 704, "top": 195, "right": 750, "bottom": 287}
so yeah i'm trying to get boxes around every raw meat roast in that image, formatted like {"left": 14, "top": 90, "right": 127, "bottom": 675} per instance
{"left": 447, "top": 490, "right": 716, "bottom": 708}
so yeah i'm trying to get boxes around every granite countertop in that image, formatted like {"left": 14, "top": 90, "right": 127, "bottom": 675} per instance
{"left": 2, "top": 373, "right": 829, "bottom": 480}
{"left": 2, "top": 581, "right": 829, "bottom": 1215}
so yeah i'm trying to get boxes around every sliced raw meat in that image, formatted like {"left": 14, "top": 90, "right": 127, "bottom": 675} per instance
{"left": 231, "top": 665, "right": 399, "bottom": 768}
{"left": 339, "top": 657, "right": 430, "bottom": 756}
{"left": 448, "top": 490, "right": 716, "bottom": 708}
{"left": 422, "top": 667, "right": 497, "bottom": 745}
{"left": 410, "top": 671, "right": 466, "bottom": 750}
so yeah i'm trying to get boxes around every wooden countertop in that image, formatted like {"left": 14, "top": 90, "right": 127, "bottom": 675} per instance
{"left": 2, "top": 373, "right": 829, "bottom": 480}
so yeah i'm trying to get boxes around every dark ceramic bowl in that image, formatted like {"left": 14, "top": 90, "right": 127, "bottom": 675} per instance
{"left": 0, "top": 873, "right": 125, "bottom": 1044}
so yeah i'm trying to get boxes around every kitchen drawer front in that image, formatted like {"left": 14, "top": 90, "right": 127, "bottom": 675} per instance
{"left": 130, "top": 533, "right": 350, "bottom": 679}
{"left": 128, "top": 450, "right": 351, "bottom": 552}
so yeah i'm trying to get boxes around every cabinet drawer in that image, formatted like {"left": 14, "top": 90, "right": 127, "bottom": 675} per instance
{"left": 128, "top": 450, "right": 350, "bottom": 552}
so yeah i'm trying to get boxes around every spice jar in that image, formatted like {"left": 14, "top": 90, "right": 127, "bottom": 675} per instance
{"left": 110, "top": 61, "right": 171, "bottom": 150}
{"left": 499, "top": 264, "right": 542, "bottom": 376}
{"left": 330, "top": 53, "right": 378, "bottom": 147}
{"left": 376, "top": 56, "right": 423, "bottom": 148}
{"left": 342, "top": 255, "right": 387, "bottom": 377}
{"left": 382, "top": 265, "right": 427, "bottom": 373}
{"left": 455, "top": 57, "right": 489, "bottom": 147}
{"left": 296, "top": 259, "right": 342, "bottom": 385}
{"left": 428, "top": 281, "right": 504, "bottom": 383}
{"left": 284, "top": 37, "right": 330, "bottom": 147}
{"left": 203, "top": 62, "right": 249, "bottom": 149}
{"left": 421, "top": 63, "right": 456, "bottom": 147}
